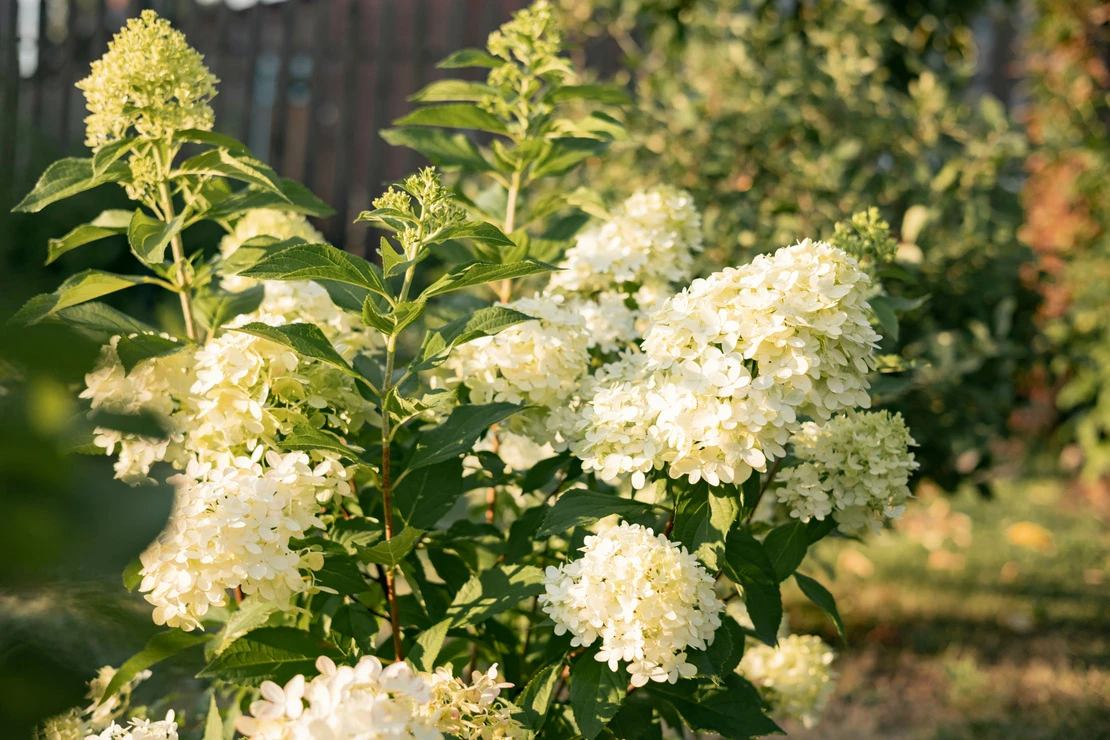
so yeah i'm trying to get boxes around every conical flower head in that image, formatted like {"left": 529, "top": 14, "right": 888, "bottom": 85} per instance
{"left": 77, "top": 10, "right": 218, "bottom": 149}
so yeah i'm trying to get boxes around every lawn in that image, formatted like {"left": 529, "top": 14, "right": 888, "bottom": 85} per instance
{"left": 781, "top": 478, "right": 1110, "bottom": 739}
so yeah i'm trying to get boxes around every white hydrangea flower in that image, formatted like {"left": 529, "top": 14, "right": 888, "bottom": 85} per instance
{"left": 643, "top": 239, "right": 880, "bottom": 420}
{"left": 426, "top": 664, "right": 523, "bottom": 740}
{"left": 447, "top": 294, "right": 590, "bottom": 445}
{"left": 539, "top": 521, "right": 724, "bottom": 687}
{"left": 83, "top": 711, "right": 178, "bottom": 740}
{"left": 84, "top": 666, "right": 151, "bottom": 731}
{"left": 777, "top": 410, "right": 919, "bottom": 534}
{"left": 235, "top": 656, "right": 441, "bottom": 740}
{"left": 565, "top": 284, "right": 668, "bottom": 354}
{"left": 138, "top": 447, "right": 348, "bottom": 630}
{"left": 739, "top": 635, "right": 838, "bottom": 729}
{"left": 547, "top": 187, "right": 703, "bottom": 295}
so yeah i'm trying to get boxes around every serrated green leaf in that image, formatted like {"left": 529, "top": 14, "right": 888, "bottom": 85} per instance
{"left": 358, "top": 526, "right": 424, "bottom": 567}
{"left": 672, "top": 484, "right": 739, "bottom": 571}
{"left": 237, "top": 242, "right": 389, "bottom": 299}
{"left": 314, "top": 552, "right": 369, "bottom": 595}
{"left": 647, "top": 675, "right": 781, "bottom": 739}
{"left": 689, "top": 616, "right": 746, "bottom": 680}
{"left": 395, "top": 104, "right": 508, "bottom": 135}
{"left": 794, "top": 572, "right": 845, "bottom": 642}
{"left": 122, "top": 558, "right": 143, "bottom": 592}
{"left": 176, "top": 149, "right": 286, "bottom": 195}
{"left": 101, "top": 630, "right": 213, "bottom": 704}
{"left": 92, "top": 138, "right": 138, "bottom": 177}
{"left": 407, "top": 402, "right": 522, "bottom": 470}
{"left": 210, "top": 596, "right": 280, "bottom": 657}
{"left": 530, "top": 138, "right": 609, "bottom": 180}
{"left": 13, "top": 157, "right": 129, "bottom": 213}
{"left": 394, "top": 457, "right": 465, "bottom": 529}
{"left": 421, "top": 259, "right": 556, "bottom": 298}
{"left": 722, "top": 531, "right": 782, "bottom": 646}
{"left": 380, "top": 127, "right": 493, "bottom": 172}
{"left": 202, "top": 178, "right": 334, "bottom": 220}
{"left": 199, "top": 627, "right": 340, "bottom": 686}
{"left": 114, "top": 332, "right": 188, "bottom": 374}
{"left": 280, "top": 424, "right": 366, "bottom": 461}
{"left": 437, "top": 48, "right": 504, "bottom": 69}
{"left": 46, "top": 301, "right": 156, "bottom": 340}
{"left": 431, "top": 220, "right": 514, "bottom": 247}
{"left": 330, "top": 603, "right": 379, "bottom": 652}
{"left": 409, "top": 79, "right": 496, "bottom": 103}
{"left": 538, "top": 490, "right": 656, "bottom": 538}
{"left": 762, "top": 520, "right": 810, "bottom": 582}
{"left": 128, "top": 210, "right": 184, "bottom": 267}
{"left": 203, "top": 695, "right": 223, "bottom": 740}
{"left": 408, "top": 618, "right": 451, "bottom": 672}
{"left": 45, "top": 209, "right": 132, "bottom": 265}
{"left": 194, "top": 285, "right": 266, "bottom": 334}
{"left": 174, "top": 128, "right": 248, "bottom": 151}
{"left": 414, "top": 306, "right": 533, "bottom": 370}
{"left": 445, "top": 564, "right": 545, "bottom": 627}
{"left": 11, "top": 271, "right": 151, "bottom": 325}
{"left": 232, "top": 322, "right": 360, "bottom": 381}
{"left": 571, "top": 649, "right": 627, "bottom": 740}
{"left": 516, "top": 662, "right": 562, "bottom": 731}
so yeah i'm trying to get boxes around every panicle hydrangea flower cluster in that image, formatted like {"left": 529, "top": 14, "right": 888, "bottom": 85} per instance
{"left": 447, "top": 294, "right": 590, "bottom": 445}
{"left": 38, "top": 666, "right": 153, "bottom": 740}
{"left": 84, "top": 712, "right": 179, "bottom": 740}
{"left": 573, "top": 240, "right": 880, "bottom": 489}
{"left": 738, "top": 635, "right": 838, "bottom": 729}
{"left": 139, "top": 447, "right": 349, "bottom": 630}
{"left": 426, "top": 665, "right": 524, "bottom": 740}
{"left": 236, "top": 656, "right": 441, "bottom": 740}
{"left": 547, "top": 186, "right": 703, "bottom": 297}
{"left": 540, "top": 522, "right": 724, "bottom": 686}
{"left": 77, "top": 10, "right": 217, "bottom": 148}
{"left": 776, "top": 410, "right": 919, "bottom": 534}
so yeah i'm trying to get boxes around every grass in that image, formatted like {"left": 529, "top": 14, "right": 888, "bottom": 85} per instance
{"left": 778, "top": 478, "right": 1110, "bottom": 739}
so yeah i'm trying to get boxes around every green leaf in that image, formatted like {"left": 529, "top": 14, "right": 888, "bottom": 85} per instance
{"left": 314, "top": 552, "right": 369, "bottom": 595}
{"left": 530, "top": 138, "right": 609, "bottom": 180}
{"left": 608, "top": 694, "right": 661, "bottom": 740}
{"left": 794, "top": 572, "right": 845, "bottom": 642}
{"left": 203, "top": 695, "right": 223, "bottom": 740}
{"left": 431, "top": 220, "right": 514, "bottom": 247}
{"left": 89, "top": 409, "right": 169, "bottom": 438}
{"left": 437, "top": 48, "right": 504, "bottom": 69}
{"left": 762, "top": 521, "right": 810, "bottom": 582}
{"left": 237, "top": 242, "right": 388, "bottom": 298}
{"left": 690, "top": 616, "right": 746, "bottom": 680}
{"left": 101, "top": 630, "right": 213, "bottom": 704}
{"left": 421, "top": 259, "right": 557, "bottom": 298}
{"left": 445, "top": 564, "right": 545, "bottom": 627}
{"left": 571, "top": 649, "right": 627, "bottom": 740}
{"left": 362, "top": 297, "right": 425, "bottom": 337}
{"left": 194, "top": 285, "right": 266, "bottom": 334}
{"left": 547, "top": 84, "right": 632, "bottom": 105}
{"left": 47, "top": 301, "right": 157, "bottom": 340}
{"left": 408, "top": 618, "right": 451, "bottom": 672}
{"left": 516, "top": 662, "right": 563, "bottom": 731}
{"left": 122, "top": 558, "right": 143, "bottom": 591}
{"left": 358, "top": 526, "right": 424, "bottom": 567}
{"left": 45, "top": 209, "right": 132, "bottom": 265}
{"left": 722, "top": 531, "right": 782, "bottom": 646}
{"left": 869, "top": 294, "right": 899, "bottom": 340}
{"left": 407, "top": 402, "right": 522, "bottom": 470}
{"left": 805, "top": 517, "right": 838, "bottom": 544}
{"left": 202, "top": 178, "right": 334, "bottom": 220}
{"left": 672, "top": 484, "right": 739, "bottom": 571}
{"left": 330, "top": 603, "right": 379, "bottom": 652}
{"left": 394, "top": 457, "right": 465, "bottom": 529}
{"left": 210, "top": 596, "right": 280, "bottom": 657}
{"left": 115, "top": 332, "right": 188, "bottom": 374}
{"left": 413, "top": 306, "right": 533, "bottom": 369}
{"left": 13, "top": 157, "right": 129, "bottom": 213}
{"left": 92, "top": 138, "right": 138, "bottom": 176}
{"left": 232, "top": 322, "right": 360, "bottom": 380}
{"left": 395, "top": 104, "right": 508, "bottom": 135}
{"left": 199, "top": 627, "right": 341, "bottom": 686}
{"left": 409, "top": 79, "right": 496, "bottom": 103}
{"left": 174, "top": 128, "right": 248, "bottom": 151}
{"left": 280, "top": 424, "right": 366, "bottom": 461}
{"left": 380, "top": 127, "right": 492, "bottom": 172}
{"left": 128, "top": 210, "right": 184, "bottom": 267}
{"left": 176, "top": 149, "right": 286, "bottom": 194}
{"left": 11, "top": 271, "right": 150, "bottom": 325}
{"left": 648, "top": 676, "right": 781, "bottom": 739}
{"left": 538, "top": 490, "right": 656, "bottom": 538}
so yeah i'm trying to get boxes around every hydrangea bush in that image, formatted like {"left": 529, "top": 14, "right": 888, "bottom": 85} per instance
{"left": 18, "top": 4, "right": 925, "bottom": 738}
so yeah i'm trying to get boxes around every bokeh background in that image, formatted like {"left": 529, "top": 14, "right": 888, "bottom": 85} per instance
{"left": 1, "top": 0, "right": 1108, "bottom": 738}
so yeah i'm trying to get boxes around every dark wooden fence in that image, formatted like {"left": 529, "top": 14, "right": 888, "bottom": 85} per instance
{"left": 0, "top": 0, "right": 546, "bottom": 251}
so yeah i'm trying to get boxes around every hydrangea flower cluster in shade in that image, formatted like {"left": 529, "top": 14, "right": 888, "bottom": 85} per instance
{"left": 776, "top": 410, "right": 919, "bottom": 534}
{"left": 547, "top": 186, "right": 703, "bottom": 296}
{"left": 236, "top": 656, "right": 441, "bottom": 740}
{"left": 84, "top": 711, "right": 179, "bottom": 740}
{"left": 738, "top": 635, "right": 838, "bottom": 729}
{"left": 573, "top": 240, "right": 880, "bottom": 488}
{"left": 540, "top": 521, "right": 724, "bottom": 686}
{"left": 139, "top": 447, "right": 349, "bottom": 630}
{"left": 76, "top": 10, "right": 217, "bottom": 148}
{"left": 447, "top": 294, "right": 590, "bottom": 445}
{"left": 39, "top": 666, "right": 153, "bottom": 739}
{"left": 426, "top": 665, "right": 524, "bottom": 740}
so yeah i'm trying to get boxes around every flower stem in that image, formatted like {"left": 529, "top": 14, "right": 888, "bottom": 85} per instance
{"left": 158, "top": 182, "right": 197, "bottom": 341}
{"left": 380, "top": 334, "right": 404, "bottom": 660}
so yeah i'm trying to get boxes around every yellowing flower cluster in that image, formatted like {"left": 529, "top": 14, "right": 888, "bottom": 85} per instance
{"left": 540, "top": 522, "right": 724, "bottom": 687}
{"left": 84, "top": 712, "right": 179, "bottom": 740}
{"left": 739, "top": 635, "right": 838, "bottom": 729}
{"left": 426, "top": 665, "right": 524, "bottom": 740}
{"left": 777, "top": 410, "right": 919, "bottom": 534}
